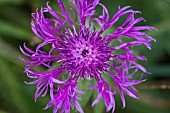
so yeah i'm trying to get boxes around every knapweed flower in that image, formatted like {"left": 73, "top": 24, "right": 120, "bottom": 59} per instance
{"left": 20, "top": 0, "right": 156, "bottom": 113}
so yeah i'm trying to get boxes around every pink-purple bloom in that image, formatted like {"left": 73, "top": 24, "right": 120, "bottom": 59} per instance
{"left": 20, "top": 0, "right": 156, "bottom": 113}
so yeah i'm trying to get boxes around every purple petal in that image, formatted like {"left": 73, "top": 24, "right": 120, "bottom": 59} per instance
{"left": 123, "top": 87, "right": 139, "bottom": 99}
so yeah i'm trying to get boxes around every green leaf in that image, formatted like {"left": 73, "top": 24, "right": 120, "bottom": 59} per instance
{"left": 0, "top": 39, "right": 25, "bottom": 67}
{"left": 0, "top": 39, "right": 43, "bottom": 71}
{"left": 0, "top": 57, "right": 30, "bottom": 113}
{"left": 149, "top": 65, "right": 170, "bottom": 75}
{"left": 78, "top": 79, "right": 93, "bottom": 107}
{"left": 0, "top": 0, "right": 24, "bottom": 5}
{"left": 92, "top": 90, "right": 105, "bottom": 113}
{"left": 0, "top": 110, "right": 8, "bottom": 113}
{"left": 0, "top": 19, "right": 32, "bottom": 40}
{"left": 0, "top": 6, "right": 31, "bottom": 28}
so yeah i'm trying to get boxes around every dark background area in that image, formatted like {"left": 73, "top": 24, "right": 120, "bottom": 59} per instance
{"left": 0, "top": 0, "right": 170, "bottom": 113}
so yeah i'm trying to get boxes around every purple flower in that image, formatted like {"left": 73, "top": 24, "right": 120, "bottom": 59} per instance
{"left": 20, "top": 0, "right": 156, "bottom": 113}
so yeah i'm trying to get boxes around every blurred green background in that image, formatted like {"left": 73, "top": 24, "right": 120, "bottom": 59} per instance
{"left": 0, "top": 0, "right": 170, "bottom": 113}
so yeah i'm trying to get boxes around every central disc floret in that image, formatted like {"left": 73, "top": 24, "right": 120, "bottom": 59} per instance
{"left": 60, "top": 31, "right": 112, "bottom": 78}
{"left": 81, "top": 49, "right": 89, "bottom": 57}
{"left": 72, "top": 42, "right": 97, "bottom": 65}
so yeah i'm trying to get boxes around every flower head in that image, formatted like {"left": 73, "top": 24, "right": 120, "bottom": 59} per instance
{"left": 20, "top": 0, "right": 156, "bottom": 113}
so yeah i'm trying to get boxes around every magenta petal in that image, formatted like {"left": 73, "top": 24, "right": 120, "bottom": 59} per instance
{"left": 92, "top": 93, "right": 102, "bottom": 107}
{"left": 123, "top": 87, "right": 139, "bottom": 99}
{"left": 75, "top": 100, "right": 84, "bottom": 113}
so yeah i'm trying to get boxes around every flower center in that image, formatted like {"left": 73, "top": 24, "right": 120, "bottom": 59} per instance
{"left": 81, "top": 49, "right": 89, "bottom": 57}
